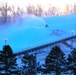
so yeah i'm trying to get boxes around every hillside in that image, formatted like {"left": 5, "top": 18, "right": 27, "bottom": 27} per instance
{"left": 0, "top": 14, "right": 76, "bottom": 53}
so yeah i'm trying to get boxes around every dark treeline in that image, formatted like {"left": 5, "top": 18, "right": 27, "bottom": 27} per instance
{"left": 0, "top": 3, "right": 24, "bottom": 24}
{"left": 0, "top": 45, "right": 76, "bottom": 75}
{"left": 0, "top": 45, "right": 36, "bottom": 75}
{"left": 0, "top": 2, "right": 76, "bottom": 24}
{"left": 38, "top": 46, "right": 76, "bottom": 75}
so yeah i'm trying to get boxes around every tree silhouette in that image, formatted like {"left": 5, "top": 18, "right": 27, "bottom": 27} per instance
{"left": 22, "top": 53, "right": 36, "bottom": 75}
{"left": 45, "top": 46, "right": 66, "bottom": 75}
{"left": 0, "top": 51, "right": 5, "bottom": 74}
{"left": 0, "top": 2, "right": 12, "bottom": 24}
{"left": 1, "top": 45, "right": 19, "bottom": 75}
{"left": 67, "top": 48, "right": 76, "bottom": 75}
{"left": 26, "top": 4, "right": 43, "bottom": 17}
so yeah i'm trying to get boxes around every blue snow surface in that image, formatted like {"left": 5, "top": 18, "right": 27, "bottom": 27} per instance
{"left": 0, "top": 13, "right": 76, "bottom": 53}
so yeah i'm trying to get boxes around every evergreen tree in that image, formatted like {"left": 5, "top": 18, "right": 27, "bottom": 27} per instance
{"left": 2, "top": 45, "right": 19, "bottom": 75}
{"left": 45, "top": 46, "right": 66, "bottom": 75}
{"left": 67, "top": 48, "right": 76, "bottom": 75}
{"left": 22, "top": 53, "right": 36, "bottom": 75}
{"left": 37, "top": 63, "right": 49, "bottom": 75}
{"left": 0, "top": 51, "right": 5, "bottom": 74}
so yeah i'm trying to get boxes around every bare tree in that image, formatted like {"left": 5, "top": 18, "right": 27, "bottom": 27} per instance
{"left": 0, "top": 2, "right": 12, "bottom": 24}
{"left": 73, "top": 3, "right": 76, "bottom": 13}
{"left": 26, "top": 4, "right": 43, "bottom": 17}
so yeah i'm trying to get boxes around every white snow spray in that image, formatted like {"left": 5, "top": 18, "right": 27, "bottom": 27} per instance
{"left": 0, "top": 13, "right": 47, "bottom": 53}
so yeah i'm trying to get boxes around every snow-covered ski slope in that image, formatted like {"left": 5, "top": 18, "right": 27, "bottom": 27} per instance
{"left": 0, "top": 14, "right": 76, "bottom": 53}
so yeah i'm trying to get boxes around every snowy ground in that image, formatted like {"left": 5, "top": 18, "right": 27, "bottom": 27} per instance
{"left": 0, "top": 14, "right": 76, "bottom": 53}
